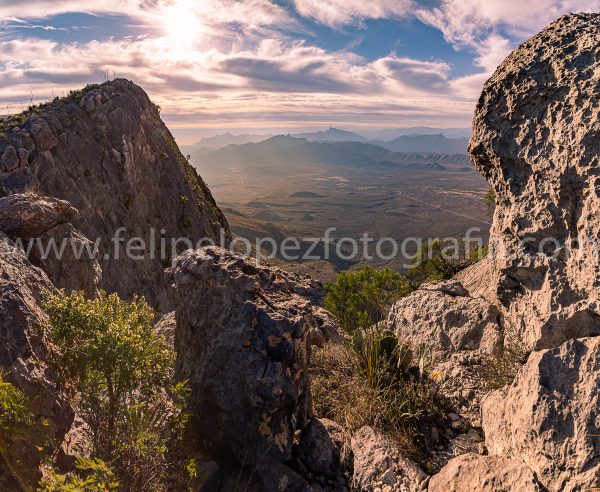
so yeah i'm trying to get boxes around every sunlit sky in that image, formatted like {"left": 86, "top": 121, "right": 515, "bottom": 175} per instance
{"left": 0, "top": 0, "right": 595, "bottom": 143}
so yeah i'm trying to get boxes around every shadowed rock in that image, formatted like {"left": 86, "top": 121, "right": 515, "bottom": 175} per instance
{"left": 0, "top": 79, "right": 229, "bottom": 308}
{"left": 171, "top": 247, "right": 344, "bottom": 491}
{"left": 0, "top": 233, "right": 74, "bottom": 487}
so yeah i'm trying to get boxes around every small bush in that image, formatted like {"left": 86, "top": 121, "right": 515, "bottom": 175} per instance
{"left": 324, "top": 266, "right": 412, "bottom": 334}
{"left": 0, "top": 378, "right": 50, "bottom": 490}
{"left": 44, "top": 291, "right": 187, "bottom": 491}
{"left": 39, "top": 457, "right": 119, "bottom": 491}
{"left": 485, "top": 186, "right": 496, "bottom": 217}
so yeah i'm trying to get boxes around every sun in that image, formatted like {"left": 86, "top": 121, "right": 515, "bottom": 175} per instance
{"left": 162, "top": 0, "right": 205, "bottom": 49}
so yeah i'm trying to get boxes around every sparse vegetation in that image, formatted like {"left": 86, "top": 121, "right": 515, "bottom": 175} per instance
{"left": 324, "top": 265, "right": 412, "bottom": 334}
{"left": 315, "top": 268, "right": 450, "bottom": 467}
{"left": 43, "top": 291, "right": 189, "bottom": 491}
{"left": 311, "top": 328, "right": 449, "bottom": 464}
{"left": 485, "top": 186, "right": 496, "bottom": 217}
{"left": 480, "top": 324, "right": 529, "bottom": 390}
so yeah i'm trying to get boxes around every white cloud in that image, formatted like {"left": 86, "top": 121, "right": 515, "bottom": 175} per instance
{"left": 292, "top": 0, "right": 413, "bottom": 27}
{"left": 417, "top": 0, "right": 595, "bottom": 48}
{"left": 417, "top": 0, "right": 595, "bottom": 100}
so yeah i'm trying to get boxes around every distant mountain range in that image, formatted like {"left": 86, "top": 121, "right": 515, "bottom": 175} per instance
{"left": 182, "top": 127, "right": 470, "bottom": 156}
{"left": 195, "top": 135, "right": 471, "bottom": 173}
{"left": 371, "top": 133, "right": 469, "bottom": 154}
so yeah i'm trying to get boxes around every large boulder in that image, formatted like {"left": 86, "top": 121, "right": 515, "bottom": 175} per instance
{"left": 469, "top": 13, "right": 600, "bottom": 349}
{"left": 0, "top": 193, "right": 102, "bottom": 297}
{"left": 428, "top": 453, "right": 541, "bottom": 492}
{"left": 388, "top": 280, "right": 502, "bottom": 359}
{"left": 350, "top": 426, "right": 427, "bottom": 492}
{"left": 481, "top": 337, "right": 600, "bottom": 492}
{"left": 0, "top": 193, "right": 78, "bottom": 239}
{"left": 171, "top": 247, "right": 343, "bottom": 491}
{"left": 0, "top": 79, "right": 229, "bottom": 308}
{"left": 0, "top": 233, "right": 74, "bottom": 487}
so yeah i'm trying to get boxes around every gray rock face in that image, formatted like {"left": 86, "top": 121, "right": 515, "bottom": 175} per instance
{"left": 350, "top": 426, "right": 427, "bottom": 492}
{"left": 0, "top": 79, "right": 229, "bottom": 308}
{"left": 30, "top": 223, "right": 102, "bottom": 297}
{"left": 469, "top": 13, "right": 600, "bottom": 349}
{"left": 171, "top": 247, "right": 339, "bottom": 491}
{"left": 429, "top": 453, "right": 541, "bottom": 492}
{"left": 0, "top": 233, "right": 74, "bottom": 486}
{"left": 482, "top": 337, "right": 600, "bottom": 492}
{"left": 0, "top": 193, "right": 78, "bottom": 239}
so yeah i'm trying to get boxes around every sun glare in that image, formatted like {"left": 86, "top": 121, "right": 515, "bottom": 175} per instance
{"left": 163, "top": 0, "right": 204, "bottom": 50}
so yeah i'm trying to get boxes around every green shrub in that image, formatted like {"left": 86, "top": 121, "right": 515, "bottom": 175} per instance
{"left": 43, "top": 291, "right": 186, "bottom": 491}
{"left": 485, "top": 186, "right": 496, "bottom": 217}
{"left": 324, "top": 266, "right": 412, "bottom": 334}
{"left": 39, "top": 457, "right": 119, "bottom": 491}
{"left": 408, "top": 240, "right": 459, "bottom": 286}
{"left": 0, "top": 378, "right": 50, "bottom": 491}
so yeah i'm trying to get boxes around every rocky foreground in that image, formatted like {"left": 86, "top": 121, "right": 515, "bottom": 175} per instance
{"left": 1, "top": 12, "right": 600, "bottom": 492}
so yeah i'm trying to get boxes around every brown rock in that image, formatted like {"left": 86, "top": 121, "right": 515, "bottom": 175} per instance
{"left": 429, "top": 453, "right": 540, "bottom": 492}
{"left": 0, "top": 192, "right": 78, "bottom": 239}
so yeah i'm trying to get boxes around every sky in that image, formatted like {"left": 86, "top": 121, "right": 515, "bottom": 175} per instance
{"left": 0, "top": 0, "right": 596, "bottom": 143}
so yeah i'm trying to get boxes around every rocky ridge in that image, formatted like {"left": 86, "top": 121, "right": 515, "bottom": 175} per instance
{"left": 0, "top": 79, "right": 229, "bottom": 308}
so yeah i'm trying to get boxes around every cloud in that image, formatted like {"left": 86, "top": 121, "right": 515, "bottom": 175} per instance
{"left": 416, "top": 0, "right": 595, "bottom": 100}
{"left": 417, "top": 0, "right": 595, "bottom": 48}
{"left": 292, "top": 0, "right": 414, "bottom": 27}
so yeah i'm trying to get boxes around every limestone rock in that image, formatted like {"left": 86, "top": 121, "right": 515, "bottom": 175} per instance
{"left": 350, "top": 426, "right": 427, "bottom": 492}
{"left": 154, "top": 311, "right": 176, "bottom": 348}
{"left": 469, "top": 13, "right": 600, "bottom": 349}
{"left": 387, "top": 279, "right": 502, "bottom": 420}
{"left": 171, "top": 247, "right": 334, "bottom": 491}
{"left": 0, "top": 233, "right": 74, "bottom": 487}
{"left": 29, "top": 222, "right": 102, "bottom": 297}
{"left": 482, "top": 337, "right": 600, "bottom": 491}
{"left": 0, "top": 145, "right": 18, "bottom": 172}
{"left": 0, "top": 193, "right": 78, "bottom": 239}
{"left": 388, "top": 279, "right": 502, "bottom": 358}
{"left": 429, "top": 453, "right": 540, "bottom": 492}
{"left": 0, "top": 79, "right": 230, "bottom": 308}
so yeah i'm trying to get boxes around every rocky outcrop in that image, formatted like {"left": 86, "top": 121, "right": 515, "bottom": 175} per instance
{"left": 0, "top": 193, "right": 78, "bottom": 239}
{"left": 350, "top": 426, "right": 427, "bottom": 492}
{"left": 171, "top": 247, "right": 344, "bottom": 491}
{"left": 388, "top": 280, "right": 502, "bottom": 358}
{"left": 0, "top": 193, "right": 101, "bottom": 297}
{"left": 469, "top": 13, "right": 600, "bottom": 350}
{"left": 482, "top": 337, "right": 600, "bottom": 491}
{"left": 0, "top": 233, "right": 74, "bottom": 487}
{"left": 429, "top": 453, "right": 541, "bottom": 492}
{"left": 387, "top": 279, "right": 501, "bottom": 421}
{"left": 0, "top": 79, "right": 229, "bottom": 308}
